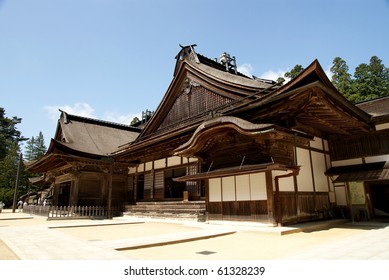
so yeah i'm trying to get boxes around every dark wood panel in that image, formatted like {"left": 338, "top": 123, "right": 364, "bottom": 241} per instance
{"left": 298, "top": 193, "right": 316, "bottom": 214}
{"left": 315, "top": 192, "right": 330, "bottom": 211}
{"left": 208, "top": 200, "right": 267, "bottom": 221}
{"left": 279, "top": 192, "right": 297, "bottom": 218}
{"left": 330, "top": 130, "right": 389, "bottom": 160}
{"left": 154, "top": 170, "right": 164, "bottom": 200}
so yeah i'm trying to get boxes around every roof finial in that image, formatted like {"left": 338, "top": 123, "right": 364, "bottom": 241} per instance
{"left": 219, "top": 52, "right": 237, "bottom": 74}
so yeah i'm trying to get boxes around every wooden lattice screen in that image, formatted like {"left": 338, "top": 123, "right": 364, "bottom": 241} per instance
{"left": 159, "top": 86, "right": 232, "bottom": 130}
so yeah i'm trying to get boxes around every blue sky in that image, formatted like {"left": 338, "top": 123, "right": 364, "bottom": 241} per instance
{"left": 1, "top": 0, "right": 389, "bottom": 148}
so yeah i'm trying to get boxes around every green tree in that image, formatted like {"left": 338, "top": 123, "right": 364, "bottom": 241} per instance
{"left": 284, "top": 65, "right": 304, "bottom": 79}
{"left": 0, "top": 108, "right": 29, "bottom": 207}
{"left": 0, "top": 142, "right": 29, "bottom": 207}
{"left": 276, "top": 77, "right": 285, "bottom": 85}
{"left": 0, "top": 107, "right": 22, "bottom": 159}
{"left": 0, "top": 142, "right": 20, "bottom": 189}
{"left": 24, "top": 132, "right": 47, "bottom": 161}
{"left": 350, "top": 56, "right": 389, "bottom": 103}
{"left": 330, "top": 57, "right": 352, "bottom": 99}
{"left": 130, "top": 116, "right": 140, "bottom": 126}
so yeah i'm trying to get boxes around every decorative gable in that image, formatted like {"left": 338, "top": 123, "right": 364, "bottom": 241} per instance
{"left": 157, "top": 78, "right": 233, "bottom": 131}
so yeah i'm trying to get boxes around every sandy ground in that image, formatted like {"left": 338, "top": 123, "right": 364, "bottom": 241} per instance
{"left": 56, "top": 222, "right": 201, "bottom": 241}
{"left": 54, "top": 222, "right": 371, "bottom": 260}
{"left": 1, "top": 211, "right": 386, "bottom": 260}
{"left": 0, "top": 239, "right": 19, "bottom": 259}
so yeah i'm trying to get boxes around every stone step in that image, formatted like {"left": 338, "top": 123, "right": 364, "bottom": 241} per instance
{"left": 125, "top": 205, "right": 205, "bottom": 211}
{"left": 123, "top": 201, "right": 206, "bottom": 222}
{"left": 123, "top": 211, "right": 206, "bottom": 222}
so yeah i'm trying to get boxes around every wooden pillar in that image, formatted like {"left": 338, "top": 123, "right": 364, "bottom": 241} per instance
{"left": 308, "top": 143, "right": 317, "bottom": 212}
{"left": 265, "top": 171, "right": 276, "bottom": 226}
{"left": 346, "top": 182, "right": 354, "bottom": 223}
{"left": 53, "top": 183, "right": 59, "bottom": 206}
{"left": 107, "top": 162, "right": 113, "bottom": 219}
{"left": 204, "top": 179, "right": 210, "bottom": 222}
{"left": 70, "top": 172, "right": 80, "bottom": 206}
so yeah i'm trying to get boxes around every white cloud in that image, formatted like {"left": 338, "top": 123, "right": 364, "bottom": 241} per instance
{"left": 324, "top": 66, "right": 332, "bottom": 79}
{"left": 260, "top": 69, "right": 288, "bottom": 82}
{"left": 103, "top": 111, "right": 141, "bottom": 125}
{"left": 44, "top": 102, "right": 96, "bottom": 121}
{"left": 237, "top": 64, "right": 290, "bottom": 83}
{"left": 44, "top": 102, "right": 141, "bottom": 126}
{"left": 237, "top": 63, "right": 254, "bottom": 77}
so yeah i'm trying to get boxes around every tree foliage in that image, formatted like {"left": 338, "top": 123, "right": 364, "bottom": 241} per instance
{"left": 284, "top": 64, "right": 304, "bottom": 79}
{"left": 331, "top": 57, "right": 352, "bottom": 100}
{"left": 0, "top": 108, "right": 22, "bottom": 160}
{"left": 0, "top": 108, "right": 30, "bottom": 207}
{"left": 24, "top": 132, "right": 47, "bottom": 161}
{"left": 331, "top": 56, "right": 389, "bottom": 103}
{"left": 130, "top": 116, "right": 140, "bottom": 126}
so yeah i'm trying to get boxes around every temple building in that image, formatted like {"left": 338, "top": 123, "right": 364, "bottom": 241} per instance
{"left": 27, "top": 45, "right": 389, "bottom": 226}
{"left": 27, "top": 111, "right": 141, "bottom": 212}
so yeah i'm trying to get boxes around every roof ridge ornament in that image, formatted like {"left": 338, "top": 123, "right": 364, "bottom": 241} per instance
{"left": 219, "top": 52, "right": 237, "bottom": 74}
{"left": 176, "top": 44, "right": 200, "bottom": 63}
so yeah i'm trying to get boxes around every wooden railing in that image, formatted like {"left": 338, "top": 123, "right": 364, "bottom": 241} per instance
{"left": 23, "top": 205, "right": 112, "bottom": 219}
{"left": 48, "top": 206, "right": 108, "bottom": 219}
{"left": 23, "top": 205, "right": 51, "bottom": 216}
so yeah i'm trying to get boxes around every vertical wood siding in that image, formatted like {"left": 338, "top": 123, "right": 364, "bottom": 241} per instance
{"left": 159, "top": 86, "right": 232, "bottom": 129}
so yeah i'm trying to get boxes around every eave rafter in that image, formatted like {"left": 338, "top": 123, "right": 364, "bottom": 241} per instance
{"left": 298, "top": 91, "right": 371, "bottom": 134}
{"left": 249, "top": 86, "right": 371, "bottom": 138}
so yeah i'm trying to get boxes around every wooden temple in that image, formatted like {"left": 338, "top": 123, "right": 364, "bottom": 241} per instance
{"left": 27, "top": 45, "right": 389, "bottom": 225}
{"left": 26, "top": 111, "right": 141, "bottom": 212}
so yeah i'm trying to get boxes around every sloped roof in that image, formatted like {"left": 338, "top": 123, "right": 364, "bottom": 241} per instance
{"left": 52, "top": 111, "right": 140, "bottom": 156}
{"left": 131, "top": 46, "right": 277, "bottom": 140}
{"left": 225, "top": 60, "right": 373, "bottom": 138}
{"left": 27, "top": 111, "right": 141, "bottom": 172}
{"left": 114, "top": 47, "right": 375, "bottom": 161}
{"left": 356, "top": 95, "right": 389, "bottom": 125}
{"left": 325, "top": 161, "right": 389, "bottom": 182}
{"left": 113, "top": 46, "right": 280, "bottom": 160}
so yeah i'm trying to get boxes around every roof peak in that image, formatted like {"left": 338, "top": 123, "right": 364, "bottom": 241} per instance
{"left": 175, "top": 44, "right": 271, "bottom": 82}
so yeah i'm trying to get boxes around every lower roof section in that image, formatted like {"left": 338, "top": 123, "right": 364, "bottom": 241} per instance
{"left": 325, "top": 161, "right": 389, "bottom": 182}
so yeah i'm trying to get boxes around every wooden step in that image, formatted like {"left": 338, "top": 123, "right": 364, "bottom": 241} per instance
{"left": 123, "top": 201, "right": 206, "bottom": 221}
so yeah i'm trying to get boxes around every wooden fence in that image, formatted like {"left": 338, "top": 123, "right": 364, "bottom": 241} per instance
{"left": 23, "top": 205, "right": 51, "bottom": 216}
{"left": 23, "top": 205, "right": 111, "bottom": 219}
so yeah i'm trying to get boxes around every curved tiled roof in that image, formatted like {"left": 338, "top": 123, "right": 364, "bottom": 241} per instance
{"left": 52, "top": 111, "right": 141, "bottom": 156}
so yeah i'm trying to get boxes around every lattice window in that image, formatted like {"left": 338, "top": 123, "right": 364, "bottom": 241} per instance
{"left": 159, "top": 85, "right": 232, "bottom": 130}
{"left": 186, "top": 164, "right": 199, "bottom": 194}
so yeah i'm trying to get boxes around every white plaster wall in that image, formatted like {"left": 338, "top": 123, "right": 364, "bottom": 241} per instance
{"left": 312, "top": 151, "right": 329, "bottom": 192}
{"left": 331, "top": 158, "right": 363, "bottom": 167}
{"left": 310, "top": 137, "right": 323, "bottom": 150}
{"left": 222, "top": 176, "right": 236, "bottom": 201}
{"left": 376, "top": 123, "right": 389, "bottom": 130}
{"left": 272, "top": 170, "right": 294, "bottom": 192}
{"left": 365, "top": 155, "right": 389, "bottom": 163}
{"left": 145, "top": 161, "right": 153, "bottom": 171}
{"left": 335, "top": 186, "right": 347, "bottom": 206}
{"left": 209, "top": 178, "right": 222, "bottom": 202}
{"left": 236, "top": 174, "right": 251, "bottom": 201}
{"left": 137, "top": 163, "right": 144, "bottom": 173}
{"left": 167, "top": 156, "right": 182, "bottom": 167}
{"left": 154, "top": 158, "right": 166, "bottom": 169}
{"left": 250, "top": 173, "right": 267, "bottom": 200}
{"left": 323, "top": 139, "right": 329, "bottom": 152}
{"left": 128, "top": 167, "right": 136, "bottom": 174}
{"left": 296, "top": 147, "right": 314, "bottom": 191}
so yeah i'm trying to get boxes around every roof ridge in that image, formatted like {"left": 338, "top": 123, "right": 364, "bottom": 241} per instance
{"left": 59, "top": 110, "right": 141, "bottom": 132}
